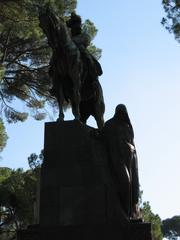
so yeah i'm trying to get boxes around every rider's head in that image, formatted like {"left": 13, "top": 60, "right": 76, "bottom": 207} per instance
{"left": 114, "top": 104, "right": 130, "bottom": 123}
{"left": 114, "top": 104, "right": 134, "bottom": 137}
{"left": 66, "top": 12, "right": 82, "bottom": 36}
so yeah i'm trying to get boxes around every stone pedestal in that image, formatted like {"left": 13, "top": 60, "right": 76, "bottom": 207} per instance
{"left": 40, "top": 121, "right": 124, "bottom": 226}
{"left": 17, "top": 121, "right": 152, "bottom": 240}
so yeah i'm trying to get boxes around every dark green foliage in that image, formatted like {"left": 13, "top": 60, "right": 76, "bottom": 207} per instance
{"left": 0, "top": 149, "right": 44, "bottom": 238}
{"left": 0, "top": 167, "right": 38, "bottom": 239}
{"left": 162, "top": 215, "right": 180, "bottom": 239}
{"left": 28, "top": 150, "right": 44, "bottom": 170}
{"left": 0, "top": 118, "right": 8, "bottom": 152}
{"left": 162, "top": 0, "right": 180, "bottom": 42}
{"left": 82, "top": 19, "right": 102, "bottom": 60}
{"left": 141, "top": 201, "right": 163, "bottom": 240}
{"left": 0, "top": 149, "right": 44, "bottom": 239}
{"left": 0, "top": 167, "right": 12, "bottom": 183}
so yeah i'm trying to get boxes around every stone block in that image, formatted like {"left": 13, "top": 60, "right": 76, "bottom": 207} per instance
{"left": 40, "top": 121, "right": 113, "bottom": 226}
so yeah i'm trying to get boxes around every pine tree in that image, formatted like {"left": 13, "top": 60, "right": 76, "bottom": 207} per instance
{"left": 162, "top": 215, "right": 180, "bottom": 240}
{"left": 0, "top": 118, "right": 8, "bottom": 152}
{"left": 141, "top": 201, "right": 163, "bottom": 240}
{"left": 162, "top": 0, "right": 180, "bottom": 42}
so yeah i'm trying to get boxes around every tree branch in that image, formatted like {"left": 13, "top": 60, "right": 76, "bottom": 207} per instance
{"left": 6, "top": 45, "right": 49, "bottom": 67}
{"left": 0, "top": 90, "right": 20, "bottom": 114}
{"left": 1, "top": 29, "right": 11, "bottom": 64}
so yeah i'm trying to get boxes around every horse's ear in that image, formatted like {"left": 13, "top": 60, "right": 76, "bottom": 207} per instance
{"left": 59, "top": 16, "right": 65, "bottom": 22}
{"left": 37, "top": 4, "right": 46, "bottom": 17}
{"left": 71, "top": 11, "right": 76, "bottom": 16}
{"left": 45, "top": 2, "right": 53, "bottom": 14}
{"left": 46, "top": 4, "right": 50, "bottom": 13}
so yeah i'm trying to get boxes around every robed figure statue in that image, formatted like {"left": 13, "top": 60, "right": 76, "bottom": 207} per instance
{"left": 101, "top": 104, "right": 140, "bottom": 219}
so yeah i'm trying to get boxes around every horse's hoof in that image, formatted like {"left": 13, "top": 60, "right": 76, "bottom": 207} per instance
{"left": 73, "top": 118, "right": 80, "bottom": 122}
{"left": 90, "top": 128, "right": 100, "bottom": 139}
{"left": 56, "top": 118, "right": 64, "bottom": 123}
{"left": 73, "top": 118, "right": 84, "bottom": 125}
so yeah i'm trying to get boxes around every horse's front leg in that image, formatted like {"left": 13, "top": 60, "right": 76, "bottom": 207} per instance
{"left": 57, "top": 83, "right": 65, "bottom": 122}
{"left": 93, "top": 81, "right": 105, "bottom": 130}
{"left": 71, "top": 74, "right": 81, "bottom": 120}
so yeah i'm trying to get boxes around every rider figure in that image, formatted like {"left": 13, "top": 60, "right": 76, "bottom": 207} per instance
{"left": 66, "top": 13, "right": 103, "bottom": 79}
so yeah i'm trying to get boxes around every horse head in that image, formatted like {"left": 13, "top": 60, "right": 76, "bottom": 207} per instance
{"left": 39, "top": 6, "right": 61, "bottom": 48}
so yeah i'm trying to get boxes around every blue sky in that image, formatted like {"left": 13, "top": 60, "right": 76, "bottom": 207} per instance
{"left": 1, "top": 0, "right": 180, "bottom": 221}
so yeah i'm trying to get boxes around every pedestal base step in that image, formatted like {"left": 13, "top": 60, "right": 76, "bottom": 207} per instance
{"left": 17, "top": 222, "right": 152, "bottom": 240}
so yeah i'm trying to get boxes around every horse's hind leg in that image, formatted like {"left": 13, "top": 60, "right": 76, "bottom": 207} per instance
{"left": 93, "top": 81, "right": 105, "bottom": 130}
{"left": 71, "top": 75, "right": 81, "bottom": 120}
{"left": 57, "top": 84, "right": 64, "bottom": 122}
{"left": 95, "top": 111, "right": 104, "bottom": 130}
{"left": 94, "top": 98, "right": 105, "bottom": 130}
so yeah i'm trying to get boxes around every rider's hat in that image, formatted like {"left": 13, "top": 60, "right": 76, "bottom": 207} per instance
{"left": 66, "top": 12, "right": 82, "bottom": 29}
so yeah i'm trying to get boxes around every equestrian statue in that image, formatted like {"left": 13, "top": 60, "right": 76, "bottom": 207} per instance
{"left": 39, "top": 7, "right": 105, "bottom": 129}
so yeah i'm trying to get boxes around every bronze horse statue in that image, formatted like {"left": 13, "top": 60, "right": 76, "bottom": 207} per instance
{"left": 39, "top": 7, "right": 105, "bottom": 129}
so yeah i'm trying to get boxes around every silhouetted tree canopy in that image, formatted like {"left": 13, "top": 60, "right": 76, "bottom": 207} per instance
{"left": 162, "top": 215, "right": 180, "bottom": 240}
{"left": 28, "top": 150, "right": 43, "bottom": 170}
{"left": 0, "top": 167, "right": 38, "bottom": 239}
{"left": 140, "top": 200, "right": 163, "bottom": 240}
{"left": 0, "top": 119, "right": 8, "bottom": 152}
{"left": 162, "top": 0, "right": 180, "bottom": 42}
